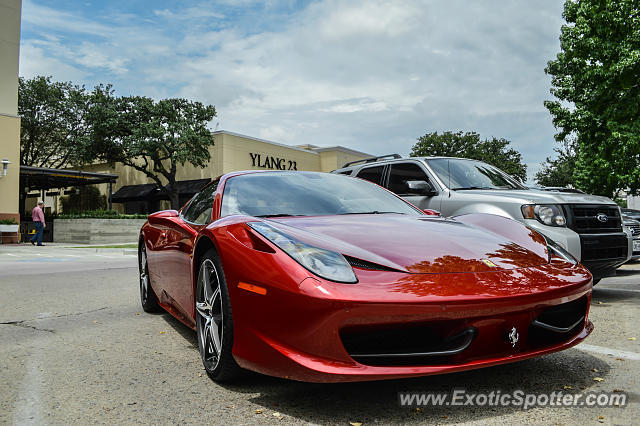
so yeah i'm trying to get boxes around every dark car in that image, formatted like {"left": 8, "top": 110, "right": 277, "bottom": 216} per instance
{"left": 622, "top": 208, "right": 640, "bottom": 221}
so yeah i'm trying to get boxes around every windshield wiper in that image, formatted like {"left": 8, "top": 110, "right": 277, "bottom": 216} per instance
{"left": 451, "top": 186, "right": 496, "bottom": 190}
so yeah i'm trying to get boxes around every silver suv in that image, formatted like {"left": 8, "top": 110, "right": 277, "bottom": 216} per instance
{"left": 332, "top": 155, "right": 632, "bottom": 281}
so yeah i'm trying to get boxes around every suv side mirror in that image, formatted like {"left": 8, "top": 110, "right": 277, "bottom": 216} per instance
{"left": 406, "top": 180, "right": 437, "bottom": 196}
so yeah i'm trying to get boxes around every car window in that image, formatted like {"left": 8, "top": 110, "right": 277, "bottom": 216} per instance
{"left": 220, "top": 172, "right": 421, "bottom": 217}
{"left": 427, "top": 158, "right": 525, "bottom": 190}
{"left": 388, "top": 163, "right": 432, "bottom": 195}
{"left": 355, "top": 166, "right": 384, "bottom": 185}
{"left": 182, "top": 181, "right": 218, "bottom": 224}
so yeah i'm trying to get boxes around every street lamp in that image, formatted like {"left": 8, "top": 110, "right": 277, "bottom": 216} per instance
{"left": 0, "top": 159, "right": 10, "bottom": 178}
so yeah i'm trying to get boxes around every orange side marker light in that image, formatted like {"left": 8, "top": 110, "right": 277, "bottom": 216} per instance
{"left": 238, "top": 282, "right": 267, "bottom": 295}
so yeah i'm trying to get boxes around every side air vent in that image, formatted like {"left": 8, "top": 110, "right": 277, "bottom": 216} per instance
{"left": 344, "top": 256, "right": 402, "bottom": 272}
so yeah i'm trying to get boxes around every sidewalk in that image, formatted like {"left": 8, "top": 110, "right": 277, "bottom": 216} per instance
{"left": 0, "top": 241, "right": 138, "bottom": 255}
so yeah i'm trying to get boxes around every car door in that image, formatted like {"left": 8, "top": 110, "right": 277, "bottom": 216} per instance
{"left": 161, "top": 182, "right": 218, "bottom": 322}
{"left": 386, "top": 162, "right": 443, "bottom": 212}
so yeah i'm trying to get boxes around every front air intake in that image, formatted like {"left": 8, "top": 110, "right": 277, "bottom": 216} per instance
{"left": 344, "top": 256, "right": 402, "bottom": 272}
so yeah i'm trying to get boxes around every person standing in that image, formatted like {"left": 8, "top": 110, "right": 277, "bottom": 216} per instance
{"left": 30, "top": 201, "right": 46, "bottom": 246}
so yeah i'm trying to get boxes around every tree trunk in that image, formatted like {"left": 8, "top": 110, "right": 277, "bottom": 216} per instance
{"left": 169, "top": 190, "right": 180, "bottom": 211}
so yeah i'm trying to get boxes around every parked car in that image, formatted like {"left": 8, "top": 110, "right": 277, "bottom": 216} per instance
{"left": 622, "top": 208, "right": 640, "bottom": 221}
{"left": 333, "top": 155, "right": 632, "bottom": 282}
{"left": 623, "top": 216, "right": 640, "bottom": 261}
{"left": 139, "top": 171, "right": 593, "bottom": 383}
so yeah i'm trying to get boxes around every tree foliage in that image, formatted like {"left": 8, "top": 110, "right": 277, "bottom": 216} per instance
{"left": 545, "top": 0, "right": 640, "bottom": 198}
{"left": 410, "top": 131, "right": 527, "bottom": 182}
{"left": 60, "top": 186, "right": 106, "bottom": 213}
{"left": 84, "top": 85, "right": 217, "bottom": 209}
{"left": 18, "top": 76, "right": 88, "bottom": 168}
{"left": 535, "top": 141, "right": 577, "bottom": 187}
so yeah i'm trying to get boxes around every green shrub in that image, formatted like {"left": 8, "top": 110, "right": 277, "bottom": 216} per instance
{"left": 0, "top": 218, "right": 18, "bottom": 225}
{"left": 56, "top": 210, "right": 148, "bottom": 219}
{"left": 614, "top": 198, "right": 628, "bottom": 208}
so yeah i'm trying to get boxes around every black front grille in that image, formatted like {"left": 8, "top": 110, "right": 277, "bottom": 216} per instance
{"left": 340, "top": 320, "right": 475, "bottom": 366}
{"left": 566, "top": 204, "right": 622, "bottom": 234}
{"left": 529, "top": 296, "right": 588, "bottom": 345}
{"left": 580, "top": 234, "right": 628, "bottom": 261}
{"left": 627, "top": 223, "right": 640, "bottom": 237}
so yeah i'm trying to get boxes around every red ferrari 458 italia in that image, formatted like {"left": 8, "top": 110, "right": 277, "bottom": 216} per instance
{"left": 138, "top": 171, "right": 593, "bottom": 383}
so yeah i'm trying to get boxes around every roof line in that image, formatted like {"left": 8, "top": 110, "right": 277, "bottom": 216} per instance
{"left": 311, "top": 145, "right": 374, "bottom": 157}
{"left": 20, "top": 165, "right": 118, "bottom": 179}
{"left": 212, "top": 130, "right": 318, "bottom": 154}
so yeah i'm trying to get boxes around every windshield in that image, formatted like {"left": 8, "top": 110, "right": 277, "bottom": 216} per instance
{"left": 427, "top": 158, "right": 525, "bottom": 190}
{"left": 220, "top": 172, "right": 421, "bottom": 217}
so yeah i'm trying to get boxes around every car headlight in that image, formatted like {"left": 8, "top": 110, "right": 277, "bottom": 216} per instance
{"left": 543, "top": 235, "right": 578, "bottom": 265}
{"left": 247, "top": 221, "right": 358, "bottom": 283}
{"left": 521, "top": 204, "right": 567, "bottom": 227}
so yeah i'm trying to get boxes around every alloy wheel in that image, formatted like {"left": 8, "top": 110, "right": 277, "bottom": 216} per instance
{"left": 196, "top": 259, "right": 224, "bottom": 370}
{"left": 139, "top": 244, "right": 149, "bottom": 304}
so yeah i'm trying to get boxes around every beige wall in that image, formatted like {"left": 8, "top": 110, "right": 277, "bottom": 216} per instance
{"left": 218, "top": 132, "right": 321, "bottom": 174}
{"left": 0, "top": 0, "right": 21, "bottom": 115}
{"left": 0, "top": 115, "right": 20, "bottom": 221}
{"left": 0, "top": 0, "right": 21, "bottom": 225}
{"left": 82, "top": 131, "right": 372, "bottom": 210}
{"left": 88, "top": 131, "right": 373, "bottom": 190}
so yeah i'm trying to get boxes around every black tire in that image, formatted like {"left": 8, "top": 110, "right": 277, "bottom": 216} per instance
{"left": 139, "top": 239, "right": 162, "bottom": 313}
{"left": 195, "top": 248, "right": 242, "bottom": 382}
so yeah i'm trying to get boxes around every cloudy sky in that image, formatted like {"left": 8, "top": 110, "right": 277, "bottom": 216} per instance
{"left": 19, "top": 0, "right": 566, "bottom": 182}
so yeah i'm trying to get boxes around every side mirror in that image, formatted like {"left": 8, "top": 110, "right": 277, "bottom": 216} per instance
{"left": 151, "top": 209, "right": 179, "bottom": 218}
{"left": 148, "top": 209, "right": 179, "bottom": 227}
{"left": 406, "top": 180, "right": 437, "bottom": 196}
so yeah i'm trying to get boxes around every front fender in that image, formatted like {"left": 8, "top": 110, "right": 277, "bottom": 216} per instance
{"left": 453, "top": 213, "right": 549, "bottom": 261}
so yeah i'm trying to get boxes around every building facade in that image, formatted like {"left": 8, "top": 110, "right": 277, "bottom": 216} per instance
{"left": 0, "top": 0, "right": 21, "bottom": 227}
{"left": 86, "top": 130, "right": 373, "bottom": 213}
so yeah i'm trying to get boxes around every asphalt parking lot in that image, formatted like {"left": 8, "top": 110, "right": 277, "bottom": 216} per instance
{"left": 0, "top": 244, "right": 638, "bottom": 425}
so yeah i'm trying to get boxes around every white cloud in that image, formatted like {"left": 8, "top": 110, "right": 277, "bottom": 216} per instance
{"left": 19, "top": 0, "right": 566, "bottom": 171}
{"left": 22, "top": 0, "right": 114, "bottom": 37}
{"left": 19, "top": 42, "right": 87, "bottom": 81}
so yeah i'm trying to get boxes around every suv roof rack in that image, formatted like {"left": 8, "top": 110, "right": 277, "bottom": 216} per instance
{"left": 342, "top": 154, "right": 401, "bottom": 168}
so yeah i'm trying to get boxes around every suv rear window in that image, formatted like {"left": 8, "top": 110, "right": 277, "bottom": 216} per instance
{"left": 355, "top": 166, "right": 384, "bottom": 185}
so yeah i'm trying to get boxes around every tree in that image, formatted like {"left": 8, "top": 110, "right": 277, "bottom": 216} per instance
{"left": 60, "top": 186, "right": 106, "bottom": 213}
{"left": 18, "top": 76, "right": 88, "bottom": 168}
{"left": 545, "top": 0, "right": 640, "bottom": 198}
{"left": 410, "top": 131, "right": 527, "bottom": 182}
{"left": 84, "top": 86, "right": 217, "bottom": 209}
{"left": 535, "top": 141, "right": 577, "bottom": 187}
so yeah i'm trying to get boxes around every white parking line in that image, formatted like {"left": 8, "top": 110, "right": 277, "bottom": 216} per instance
{"left": 576, "top": 344, "right": 640, "bottom": 361}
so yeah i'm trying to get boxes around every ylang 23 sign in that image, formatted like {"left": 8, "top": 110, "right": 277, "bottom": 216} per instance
{"left": 250, "top": 153, "right": 297, "bottom": 170}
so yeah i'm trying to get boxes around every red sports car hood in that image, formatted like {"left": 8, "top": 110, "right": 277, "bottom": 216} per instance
{"left": 268, "top": 214, "right": 549, "bottom": 274}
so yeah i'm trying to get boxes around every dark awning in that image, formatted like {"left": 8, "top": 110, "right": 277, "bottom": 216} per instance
{"left": 111, "top": 178, "right": 211, "bottom": 203}
{"left": 173, "top": 178, "right": 212, "bottom": 195}
{"left": 21, "top": 166, "right": 118, "bottom": 191}
{"left": 111, "top": 183, "right": 158, "bottom": 203}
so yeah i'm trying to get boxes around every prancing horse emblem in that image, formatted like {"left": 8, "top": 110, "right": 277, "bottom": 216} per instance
{"left": 508, "top": 327, "right": 519, "bottom": 347}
